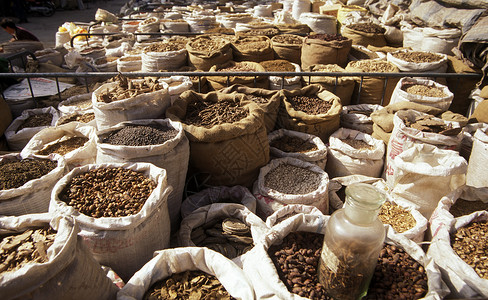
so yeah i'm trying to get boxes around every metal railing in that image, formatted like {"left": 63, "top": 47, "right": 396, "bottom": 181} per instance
{"left": 0, "top": 71, "right": 481, "bottom": 106}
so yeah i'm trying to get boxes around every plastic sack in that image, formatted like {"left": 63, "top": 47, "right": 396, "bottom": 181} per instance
{"left": 341, "top": 104, "right": 383, "bottom": 134}
{"left": 268, "top": 62, "right": 302, "bottom": 90}
{"left": 0, "top": 214, "right": 118, "bottom": 300}
{"left": 299, "top": 13, "right": 337, "bottom": 34}
{"left": 58, "top": 93, "right": 92, "bottom": 115}
{"left": 390, "top": 77, "right": 454, "bottom": 112}
{"left": 0, "top": 153, "right": 66, "bottom": 216}
{"left": 117, "top": 247, "right": 255, "bottom": 300}
{"left": 466, "top": 128, "right": 488, "bottom": 189}
{"left": 387, "top": 50, "right": 448, "bottom": 73}
{"left": 5, "top": 107, "right": 60, "bottom": 151}
{"left": 253, "top": 157, "right": 330, "bottom": 218}
{"left": 268, "top": 129, "right": 328, "bottom": 169}
{"left": 326, "top": 127, "right": 385, "bottom": 178}
{"left": 49, "top": 162, "right": 172, "bottom": 281}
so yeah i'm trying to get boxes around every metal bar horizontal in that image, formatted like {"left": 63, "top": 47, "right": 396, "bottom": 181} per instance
{"left": 0, "top": 72, "right": 482, "bottom": 79}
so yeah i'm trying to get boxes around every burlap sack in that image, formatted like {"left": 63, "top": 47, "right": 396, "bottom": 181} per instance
{"left": 306, "top": 64, "right": 355, "bottom": 106}
{"left": 271, "top": 34, "right": 304, "bottom": 65}
{"left": 219, "top": 84, "right": 280, "bottom": 133}
{"left": 345, "top": 59, "right": 400, "bottom": 106}
{"left": 207, "top": 61, "right": 269, "bottom": 90}
{"left": 470, "top": 99, "right": 488, "bottom": 123}
{"left": 301, "top": 36, "right": 353, "bottom": 69}
{"left": 276, "top": 23, "right": 311, "bottom": 35}
{"left": 341, "top": 25, "right": 387, "bottom": 47}
{"left": 166, "top": 91, "right": 269, "bottom": 187}
{"left": 186, "top": 35, "right": 233, "bottom": 71}
{"left": 277, "top": 84, "right": 342, "bottom": 142}
{"left": 0, "top": 97, "right": 12, "bottom": 136}
{"left": 231, "top": 36, "right": 274, "bottom": 63}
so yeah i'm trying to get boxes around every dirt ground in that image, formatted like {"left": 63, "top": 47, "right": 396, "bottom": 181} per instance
{"left": 0, "top": 0, "right": 128, "bottom": 48}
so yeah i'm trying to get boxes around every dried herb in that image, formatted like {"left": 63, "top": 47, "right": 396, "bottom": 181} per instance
{"left": 184, "top": 101, "right": 248, "bottom": 128}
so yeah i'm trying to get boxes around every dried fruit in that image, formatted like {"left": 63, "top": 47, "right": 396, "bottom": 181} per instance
{"left": 144, "top": 270, "right": 235, "bottom": 300}
{"left": 0, "top": 227, "right": 56, "bottom": 274}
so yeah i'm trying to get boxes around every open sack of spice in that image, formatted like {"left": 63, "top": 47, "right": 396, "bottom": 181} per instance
{"left": 327, "top": 174, "right": 428, "bottom": 243}
{"left": 265, "top": 204, "right": 324, "bottom": 229}
{"left": 49, "top": 162, "right": 172, "bottom": 281}
{"left": 242, "top": 212, "right": 329, "bottom": 300}
{"left": 57, "top": 93, "right": 93, "bottom": 116}
{"left": 178, "top": 203, "right": 268, "bottom": 266}
{"left": 428, "top": 209, "right": 488, "bottom": 298}
{"left": 5, "top": 107, "right": 60, "bottom": 151}
{"left": 326, "top": 127, "right": 385, "bottom": 179}
{"left": 92, "top": 74, "right": 170, "bottom": 131}
{"left": 0, "top": 153, "right": 67, "bottom": 216}
{"left": 21, "top": 122, "right": 97, "bottom": 169}
{"left": 180, "top": 185, "right": 257, "bottom": 219}
{"left": 117, "top": 247, "right": 255, "bottom": 300}
{"left": 166, "top": 90, "right": 269, "bottom": 188}
{"left": 253, "top": 157, "right": 329, "bottom": 219}
{"left": 0, "top": 213, "right": 118, "bottom": 300}
{"left": 268, "top": 129, "right": 327, "bottom": 169}
{"left": 95, "top": 119, "right": 189, "bottom": 233}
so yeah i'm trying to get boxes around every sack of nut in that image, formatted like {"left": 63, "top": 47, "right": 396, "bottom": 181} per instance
{"left": 117, "top": 247, "right": 255, "bottom": 300}
{"left": 0, "top": 214, "right": 118, "bottom": 300}
{"left": 0, "top": 153, "right": 67, "bottom": 216}
{"left": 429, "top": 208, "right": 488, "bottom": 298}
{"left": 178, "top": 203, "right": 268, "bottom": 267}
{"left": 49, "top": 162, "right": 172, "bottom": 282}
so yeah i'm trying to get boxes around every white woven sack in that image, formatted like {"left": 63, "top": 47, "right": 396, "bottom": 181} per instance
{"left": 92, "top": 81, "right": 170, "bottom": 131}
{"left": 382, "top": 227, "right": 450, "bottom": 300}
{"left": 385, "top": 110, "right": 463, "bottom": 186}
{"left": 242, "top": 213, "right": 329, "bottom": 300}
{"left": 96, "top": 119, "right": 189, "bottom": 232}
{"left": 141, "top": 49, "right": 187, "bottom": 72}
{"left": 265, "top": 204, "right": 324, "bottom": 228}
{"left": 161, "top": 20, "right": 189, "bottom": 32}
{"left": 390, "top": 77, "right": 454, "bottom": 112}
{"left": 185, "top": 15, "right": 218, "bottom": 33}
{"left": 460, "top": 123, "right": 488, "bottom": 161}
{"left": 21, "top": 122, "right": 97, "bottom": 169}
{"left": 235, "top": 22, "right": 275, "bottom": 32}
{"left": 49, "top": 162, "right": 172, "bottom": 281}
{"left": 0, "top": 214, "right": 118, "bottom": 300}
{"left": 117, "top": 55, "right": 142, "bottom": 72}
{"left": 253, "top": 157, "right": 329, "bottom": 219}
{"left": 268, "top": 129, "right": 328, "bottom": 169}
{"left": 5, "top": 107, "right": 60, "bottom": 151}
{"left": 401, "top": 26, "right": 423, "bottom": 51}
{"left": 0, "top": 153, "right": 66, "bottom": 216}
{"left": 180, "top": 185, "right": 257, "bottom": 219}
{"left": 58, "top": 93, "right": 93, "bottom": 115}
{"left": 269, "top": 62, "right": 302, "bottom": 91}
{"left": 384, "top": 196, "right": 428, "bottom": 243}
{"left": 178, "top": 203, "right": 269, "bottom": 266}
{"left": 421, "top": 27, "right": 461, "bottom": 55}
{"left": 56, "top": 31, "right": 70, "bottom": 48}
{"left": 387, "top": 50, "right": 448, "bottom": 73}
{"left": 254, "top": 5, "right": 273, "bottom": 18}
{"left": 299, "top": 13, "right": 337, "bottom": 35}
{"left": 428, "top": 211, "right": 488, "bottom": 298}
{"left": 326, "top": 128, "right": 385, "bottom": 178}
{"left": 466, "top": 128, "right": 488, "bottom": 189}
{"left": 220, "top": 14, "right": 253, "bottom": 29}
{"left": 94, "top": 57, "right": 118, "bottom": 72}
{"left": 341, "top": 104, "right": 383, "bottom": 134}
{"left": 122, "top": 22, "right": 139, "bottom": 33}
{"left": 138, "top": 18, "right": 160, "bottom": 33}
{"left": 117, "top": 247, "right": 255, "bottom": 300}
{"left": 159, "top": 76, "right": 193, "bottom": 104}
{"left": 391, "top": 144, "right": 467, "bottom": 219}
{"left": 292, "top": 0, "right": 311, "bottom": 20}
{"left": 55, "top": 110, "right": 96, "bottom": 128}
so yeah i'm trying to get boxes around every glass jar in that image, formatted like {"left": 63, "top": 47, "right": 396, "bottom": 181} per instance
{"left": 318, "top": 183, "right": 386, "bottom": 300}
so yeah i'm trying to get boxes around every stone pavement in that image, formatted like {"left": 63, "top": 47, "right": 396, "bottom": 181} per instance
{"left": 0, "top": 0, "right": 128, "bottom": 48}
